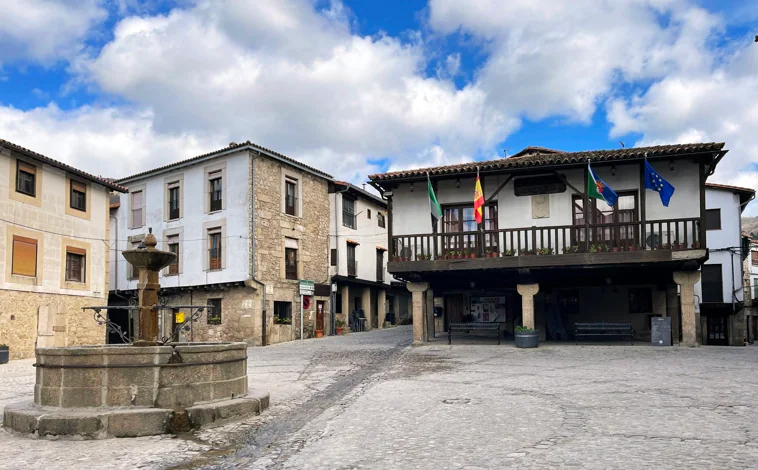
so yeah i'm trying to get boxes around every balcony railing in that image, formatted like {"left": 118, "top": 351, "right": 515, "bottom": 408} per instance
{"left": 390, "top": 217, "right": 701, "bottom": 261}
{"left": 348, "top": 260, "right": 358, "bottom": 276}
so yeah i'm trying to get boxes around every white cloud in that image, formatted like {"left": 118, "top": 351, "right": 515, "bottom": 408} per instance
{"left": 608, "top": 40, "right": 758, "bottom": 213}
{"left": 0, "top": 0, "right": 107, "bottom": 66}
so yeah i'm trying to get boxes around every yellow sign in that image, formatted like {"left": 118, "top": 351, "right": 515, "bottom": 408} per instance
{"left": 176, "top": 312, "right": 185, "bottom": 323}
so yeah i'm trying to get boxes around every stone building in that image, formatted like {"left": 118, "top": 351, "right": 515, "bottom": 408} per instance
{"left": 110, "top": 141, "right": 332, "bottom": 345}
{"left": 329, "top": 182, "right": 410, "bottom": 333}
{"left": 0, "top": 138, "right": 127, "bottom": 359}
{"left": 369, "top": 142, "right": 739, "bottom": 346}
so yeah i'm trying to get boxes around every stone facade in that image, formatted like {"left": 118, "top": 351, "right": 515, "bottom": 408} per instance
{"left": 0, "top": 290, "right": 105, "bottom": 359}
{"left": 251, "top": 155, "right": 331, "bottom": 345}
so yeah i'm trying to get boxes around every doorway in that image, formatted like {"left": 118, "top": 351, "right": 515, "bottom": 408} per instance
{"left": 316, "top": 300, "right": 325, "bottom": 332}
{"left": 444, "top": 294, "right": 464, "bottom": 331}
{"left": 705, "top": 315, "right": 728, "bottom": 345}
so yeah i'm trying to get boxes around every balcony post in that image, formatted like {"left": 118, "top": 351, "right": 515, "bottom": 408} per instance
{"left": 699, "top": 162, "right": 706, "bottom": 248}
{"left": 640, "top": 161, "right": 646, "bottom": 249}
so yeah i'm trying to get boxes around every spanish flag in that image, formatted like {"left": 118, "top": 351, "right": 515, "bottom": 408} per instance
{"left": 474, "top": 171, "right": 484, "bottom": 224}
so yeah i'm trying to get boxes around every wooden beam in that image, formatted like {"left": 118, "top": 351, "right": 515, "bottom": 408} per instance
{"left": 551, "top": 171, "right": 582, "bottom": 196}
{"left": 485, "top": 174, "right": 513, "bottom": 204}
{"left": 699, "top": 161, "right": 706, "bottom": 247}
{"left": 640, "top": 161, "right": 646, "bottom": 248}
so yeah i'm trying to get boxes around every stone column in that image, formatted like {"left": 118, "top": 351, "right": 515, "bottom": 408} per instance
{"left": 377, "top": 289, "right": 387, "bottom": 328}
{"left": 407, "top": 282, "right": 429, "bottom": 345}
{"left": 674, "top": 271, "right": 700, "bottom": 347}
{"left": 666, "top": 285, "right": 679, "bottom": 344}
{"left": 341, "top": 285, "right": 350, "bottom": 322}
{"left": 517, "top": 284, "right": 540, "bottom": 330}
{"left": 361, "top": 287, "right": 372, "bottom": 331}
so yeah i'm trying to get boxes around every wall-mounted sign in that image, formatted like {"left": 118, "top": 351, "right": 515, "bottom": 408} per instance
{"left": 514, "top": 175, "right": 566, "bottom": 197}
{"left": 470, "top": 296, "right": 506, "bottom": 322}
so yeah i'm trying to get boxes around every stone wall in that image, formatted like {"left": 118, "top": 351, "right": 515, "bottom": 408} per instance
{"left": 0, "top": 290, "right": 105, "bottom": 359}
{"left": 251, "top": 156, "right": 331, "bottom": 344}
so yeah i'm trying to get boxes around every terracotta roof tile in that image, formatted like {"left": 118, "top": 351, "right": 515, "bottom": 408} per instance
{"left": 369, "top": 142, "right": 726, "bottom": 182}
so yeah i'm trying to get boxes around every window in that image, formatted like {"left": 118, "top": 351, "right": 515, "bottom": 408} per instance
{"left": 285, "top": 247, "right": 298, "bottom": 280}
{"left": 701, "top": 264, "right": 723, "bottom": 303}
{"left": 628, "top": 287, "right": 652, "bottom": 314}
{"left": 752, "top": 251, "right": 758, "bottom": 266}
{"left": 367, "top": 208, "right": 371, "bottom": 219}
{"left": 378, "top": 212, "right": 385, "bottom": 228}
{"left": 168, "top": 183, "right": 180, "bottom": 220}
{"left": 128, "top": 239, "right": 142, "bottom": 279}
{"left": 347, "top": 243, "right": 357, "bottom": 276}
{"left": 330, "top": 249, "right": 337, "bottom": 266}
{"left": 705, "top": 209, "right": 721, "bottom": 231}
{"left": 572, "top": 192, "right": 638, "bottom": 245}
{"left": 167, "top": 235, "right": 179, "bottom": 275}
{"left": 376, "top": 249, "right": 384, "bottom": 282}
{"left": 343, "top": 197, "right": 356, "bottom": 229}
{"left": 16, "top": 161, "right": 36, "bottom": 197}
{"left": 65, "top": 248, "right": 86, "bottom": 282}
{"left": 209, "top": 229, "right": 222, "bottom": 270}
{"left": 274, "top": 301, "right": 292, "bottom": 324}
{"left": 285, "top": 178, "right": 298, "bottom": 216}
{"left": 70, "top": 180, "right": 86, "bottom": 212}
{"left": 131, "top": 190, "right": 144, "bottom": 228}
{"left": 209, "top": 172, "right": 223, "bottom": 212}
{"left": 12, "top": 235, "right": 37, "bottom": 277}
{"left": 207, "top": 299, "right": 222, "bottom": 325}
{"left": 442, "top": 203, "right": 498, "bottom": 252}
{"left": 335, "top": 293, "right": 343, "bottom": 313}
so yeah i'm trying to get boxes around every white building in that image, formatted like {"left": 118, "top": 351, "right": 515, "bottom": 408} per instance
{"left": 0, "top": 138, "right": 126, "bottom": 359}
{"left": 693, "top": 183, "right": 754, "bottom": 345}
{"left": 329, "top": 182, "right": 409, "bottom": 332}
{"left": 109, "top": 141, "right": 333, "bottom": 345}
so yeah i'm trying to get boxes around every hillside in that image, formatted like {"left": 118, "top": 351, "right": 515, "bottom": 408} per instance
{"left": 743, "top": 217, "right": 758, "bottom": 238}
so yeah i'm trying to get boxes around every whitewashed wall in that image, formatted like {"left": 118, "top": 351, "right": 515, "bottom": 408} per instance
{"left": 392, "top": 160, "right": 702, "bottom": 237}
{"left": 330, "top": 191, "right": 390, "bottom": 285}
{"left": 113, "top": 150, "right": 250, "bottom": 290}
{"left": 694, "top": 188, "right": 744, "bottom": 307}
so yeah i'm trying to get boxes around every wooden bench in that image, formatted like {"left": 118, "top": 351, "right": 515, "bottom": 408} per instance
{"left": 448, "top": 322, "right": 501, "bottom": 345}
{"left": 575, "top": 322, "right": 634, "bottom": 344}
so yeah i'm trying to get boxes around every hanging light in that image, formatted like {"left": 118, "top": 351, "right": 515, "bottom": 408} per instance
{"left": 610, "top": 165, "right": 616, "bottom": 176}
{"left": 669, "top": 160, "right": 675, "bottom": 171}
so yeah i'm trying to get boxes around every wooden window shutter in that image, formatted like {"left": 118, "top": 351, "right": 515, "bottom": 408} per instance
{"left": 67, "top": 246, "right": 87, "bottom": 256}
{"left": 12, "top": 236, "right": 38, "bottom": 276}
{"left": 72, "top": 181, "right": 87, "bottom": 193}
{"left": 18, "top": 161, "right": 36, "bottom": 174}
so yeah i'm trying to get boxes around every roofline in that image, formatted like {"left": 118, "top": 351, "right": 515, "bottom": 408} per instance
{"left": 706, "top": 182, "right": 756, "bottom": 208}
{"left": 0, "top": 138, "right": 128, "bottom": 192}
{"left": 370, "top": 149, "right": 722, "bottom": 186}
{"left": 117, "top": 141, "right": 333, "bottom": 184}
{"left": 333, "top": 181, "right": 386, "bottom": 208}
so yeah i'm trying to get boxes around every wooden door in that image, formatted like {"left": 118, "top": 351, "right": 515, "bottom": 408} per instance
{"left": 316, "top": 300, "right": 325, "bottom": 331}
{"left": 444, "top": 294, "right": 464, "bottom": 331}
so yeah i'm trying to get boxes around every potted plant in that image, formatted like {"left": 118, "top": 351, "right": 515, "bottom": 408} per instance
{"left": 315, "top": 329, "right": 324, "bottom": 338}
{"left": 514, "top": 326, "right": 539, "bottom": 348}
{"left": 589, "top": 244, "right": 599, "bottom": 253}
{"left": 335, "top": 319, "right": 346, "bottom": 335}
{"left": 521, "top": 249, "right": 535, "bottom": 256}
{"left": 0, "top": 344, "right": 8, "bottom": 364}
{"left": 537, "top": 247, "right": 553, "bottom": 256}
{"left": 694, "top": 242, "right": 701, "bottom": 249}
{"left": 564, "top": 245, "right": 580, "bottom": 254}
{"left": 502, "top": 249, "right": 514, "bottom": 257}
{"left": 469, "top": 252, "right": 477, "bottom": 259}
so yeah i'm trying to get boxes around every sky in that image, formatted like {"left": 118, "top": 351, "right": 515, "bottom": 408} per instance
{"left": 1, "top": 0, "right": 757, "bottom": 212}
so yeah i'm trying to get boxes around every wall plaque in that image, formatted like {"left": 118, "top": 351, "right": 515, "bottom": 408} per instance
{"left": 514, "top": 175, "right": 566, "bottom": 196}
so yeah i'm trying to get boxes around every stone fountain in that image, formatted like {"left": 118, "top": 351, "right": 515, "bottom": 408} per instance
{"left": 3, "top": 229, "right": 268, "bottom": 439}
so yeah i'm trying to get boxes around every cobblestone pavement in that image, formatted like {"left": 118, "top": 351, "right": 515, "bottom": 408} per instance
{"left": 3, "top": 330, "right": 758, "bottom": 469}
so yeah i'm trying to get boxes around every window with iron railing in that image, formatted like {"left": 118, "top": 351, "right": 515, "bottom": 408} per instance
{"left": 209, "top": 231, "right": 222, "bottom": 270}
{"left": 209, "top": 176, "right": 223, "bottom": 212}
{"left": 343, "top": 197, "right": 356, "bottom": 229}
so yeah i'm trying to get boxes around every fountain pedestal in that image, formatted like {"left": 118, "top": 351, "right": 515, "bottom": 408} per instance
{"left": 3, "top": 229, "right": 269, "bottom": 439}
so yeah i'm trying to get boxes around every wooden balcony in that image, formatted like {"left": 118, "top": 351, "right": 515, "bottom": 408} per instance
{"left": 389, "top": 218, "right": 704, "bottom": 273}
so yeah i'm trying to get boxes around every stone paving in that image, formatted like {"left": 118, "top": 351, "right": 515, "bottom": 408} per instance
{"left": 2, "top": 328, "right": 758, "bottom": 469}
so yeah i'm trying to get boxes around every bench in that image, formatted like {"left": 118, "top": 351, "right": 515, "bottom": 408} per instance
{"left": 448, "top": 322, "right": 501, "bottom": 345}
{"left": 575, "top": 322, "right": 634, "bottom": 344}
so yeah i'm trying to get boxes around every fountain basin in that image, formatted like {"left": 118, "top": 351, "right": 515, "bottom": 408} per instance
{"left": 3, "top": 342, "right": 268, "bottom": 439}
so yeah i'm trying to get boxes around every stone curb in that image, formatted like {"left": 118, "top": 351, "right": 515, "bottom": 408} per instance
{"left": 2, "top": 389, "right": 269, "bottom": 439}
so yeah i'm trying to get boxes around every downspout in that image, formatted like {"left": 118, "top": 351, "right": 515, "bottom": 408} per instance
{"left": 247, "top": 150, "right": 268, "bottom": 346}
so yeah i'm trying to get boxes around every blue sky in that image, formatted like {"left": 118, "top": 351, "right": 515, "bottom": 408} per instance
{"left": 0, "top": 0, "right": 757, "bottom": 211}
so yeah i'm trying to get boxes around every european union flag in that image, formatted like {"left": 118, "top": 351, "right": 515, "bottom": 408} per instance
{"left": 644, "top": 160, "right": 675, "bottom": 206}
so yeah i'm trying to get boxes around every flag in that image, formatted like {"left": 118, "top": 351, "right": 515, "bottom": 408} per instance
{"left": 474, "top": 171, "right": 484, "bottom": 224}
{"left": 427, "top": 173, "right": 442, "bottom": 230}
{"left": 644, "top": 160, "right": 675, "bottom": 207}
{"left": 587, "top": 163, "right": 618, "bottom": 207}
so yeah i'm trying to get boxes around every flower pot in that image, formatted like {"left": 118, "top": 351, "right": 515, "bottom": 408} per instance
{"left": 336, "top": 327, "right": 344, "bottom": 335}
{"left": 515, "top": 332, "right": 539, "bottom": 348}
{"left": 315, "top": 330, "right": 324, "bottom": 338}
{"left": 0, "top": 346, "right": 8, "bottom": 364}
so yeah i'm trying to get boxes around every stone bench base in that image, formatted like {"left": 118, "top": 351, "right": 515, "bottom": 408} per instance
{"left": 3, "top": 389, "right": 269, "bottom": 439}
